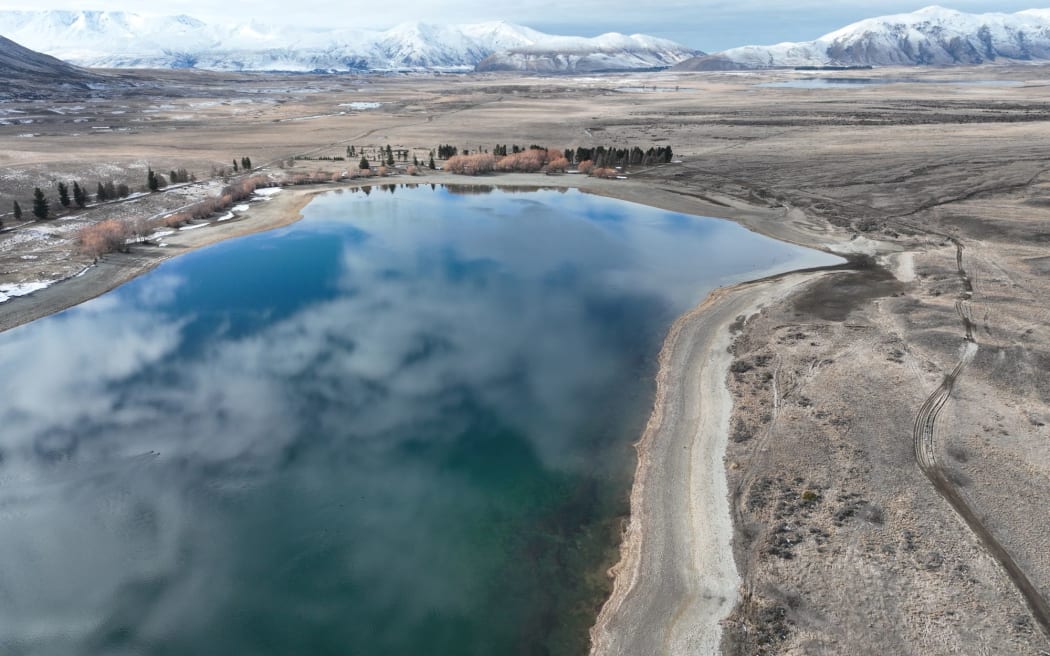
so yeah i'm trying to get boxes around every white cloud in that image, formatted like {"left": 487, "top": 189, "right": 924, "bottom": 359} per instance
{"left": 0, "top": 1, "right": 1042, "bottom": 50}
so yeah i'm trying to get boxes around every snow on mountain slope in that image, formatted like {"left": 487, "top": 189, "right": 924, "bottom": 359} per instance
{"left": 675, "top": 5, "right": 1050, "bottom": 70}
{"left": 477, "top": 33, "right": 697, "bottom": 73}
{"left": 0, "top": 10, "right": 696, "bottom": 72}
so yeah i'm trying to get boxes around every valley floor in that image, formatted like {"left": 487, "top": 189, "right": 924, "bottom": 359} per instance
{"left": 2, "top": 65, "right": 1050, "bottom": 654}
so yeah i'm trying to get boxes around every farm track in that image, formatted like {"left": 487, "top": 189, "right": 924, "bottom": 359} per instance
{"left": 912, "top": 240, "right": 1050, "bottom": 639}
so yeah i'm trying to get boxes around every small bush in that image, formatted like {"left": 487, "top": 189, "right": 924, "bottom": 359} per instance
{"left": 445, "top": 153, "right": 496, "bottom": 175}
{"left": 78, "top": 219, "right": 133, "bottom": 257}
{"left": 546, "top": 157, "right": 569, "bottom": 173}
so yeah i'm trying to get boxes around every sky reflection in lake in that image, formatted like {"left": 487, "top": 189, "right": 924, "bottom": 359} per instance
{"left": 0, "top": 186, "right": 839, "bottom": 655}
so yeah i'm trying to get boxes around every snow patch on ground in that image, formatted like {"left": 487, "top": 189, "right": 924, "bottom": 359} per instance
{"left": 254, "top": 187, "right": 282, "bottom": 197}
{"left": 339, "top": 102, "right": 383, "bottom": 110}
{"left": 0, "top": 281, "right": 51, "bottom": 304}
{"left": 178, "top": 222, "right": 209, "bottom": 231}
{"left": 215, "top": 212, "right": 235, "bottom": 222}
{"left": 1, "top": 228, "right": 58, "bottom": 250}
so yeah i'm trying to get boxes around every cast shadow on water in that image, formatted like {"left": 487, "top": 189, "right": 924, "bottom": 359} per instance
{"left": 0, "top": 186, "right": 840, "bottom": 655}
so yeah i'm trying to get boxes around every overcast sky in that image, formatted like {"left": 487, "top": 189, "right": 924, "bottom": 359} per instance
{"left": 1, "top": 1, "right": 1045, "bottom": 51}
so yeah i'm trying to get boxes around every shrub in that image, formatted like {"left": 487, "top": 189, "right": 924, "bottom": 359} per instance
{"left": 546, "top": 157, "right": 569, "bottom": 173}
{"left": 78, "top": 219, "right": 133, "bottom": 257}
{"left": 445, "top": 153, "right": 496, "bottom": 175}
{"left": 578, "top": 160, "right": 594, "bottom": 174}
{"left": 493, "top": 149, "right": 562, "bottom": 173}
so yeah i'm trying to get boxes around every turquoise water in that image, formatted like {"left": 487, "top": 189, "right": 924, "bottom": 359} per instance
{"left": 0, "top": 186, "right": 839, "bottom": 655}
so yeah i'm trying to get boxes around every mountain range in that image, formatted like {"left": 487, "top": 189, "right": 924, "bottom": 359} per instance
{"left": 0, "top": 10, "right": 698, "bottom": 73}
{"left": 677, "top": 6, "right": 1050, "bottom": 70}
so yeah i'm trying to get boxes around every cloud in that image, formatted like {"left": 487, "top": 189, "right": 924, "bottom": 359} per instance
{"left": 0, "top": 1, "right": 1040, "bottom": 50}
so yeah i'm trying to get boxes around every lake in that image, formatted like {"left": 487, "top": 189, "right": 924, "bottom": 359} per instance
{"left": 0, "top": 185, "right": 839, "bottom": 655}
{"left": 758, "top": 77, "right": 1025, "bottom": 89}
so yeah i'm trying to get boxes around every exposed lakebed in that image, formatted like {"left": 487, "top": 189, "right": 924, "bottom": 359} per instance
{"left": 0, "top": 185, "right": 839, "bottom": 655}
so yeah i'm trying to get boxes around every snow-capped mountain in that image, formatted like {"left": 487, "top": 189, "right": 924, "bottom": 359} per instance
{"left": 676, "top": 6, "right": 1050, "bottom": 70}
{"left": 477, "top": 33, "right": 697, "bottom": 73}
{"left": 0, "top": 10, "right": 697, "bottom": 72}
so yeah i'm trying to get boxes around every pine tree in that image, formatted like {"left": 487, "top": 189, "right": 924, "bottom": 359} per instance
{"left": 12, "top": 201, "right": 21, "bottom": 221}
{"left": 359, "top": 156, "right": 370, "bottom": 170}
{"left": 32, "top": 188, "right": 49, "bottom": 220}
{"left": 428, "top": 154, "right": 436, "bottom": 170}
{"left": 96, "top": 182, "right": 108, "bottom": 202}
{"left": 57, "top": 181, "right": 71, "bottom": 208}
{"left": 148, "top": 169, "right": 159, "bottom": 192}
{"left": 73, "top": 181, "right": 87, "bottom": 208}
{"left": 232, "top": 159, "right": 239, "bottom": 173}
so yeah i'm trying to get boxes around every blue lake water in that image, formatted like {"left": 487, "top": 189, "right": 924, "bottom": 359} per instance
{"left": 758, "top": 77, "right": 1025, "bottom": 89}
{"left": 0, "top": 185, "right": 840, "bottom": 655}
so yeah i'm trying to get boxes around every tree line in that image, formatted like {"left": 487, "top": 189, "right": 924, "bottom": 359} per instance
{"left": 9, "top": 161, "right": 222, "bottom": 223}
{"left": 434, "top": 143, "right": 675, "bottom": 177}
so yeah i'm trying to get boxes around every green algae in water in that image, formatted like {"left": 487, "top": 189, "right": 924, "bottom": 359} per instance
{"left": 0, "top": 186, "right": 840, "bottom": 655}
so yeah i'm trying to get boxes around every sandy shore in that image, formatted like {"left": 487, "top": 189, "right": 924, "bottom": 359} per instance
{"left": 589, "top": 272, "right": 827, "bottom": 656}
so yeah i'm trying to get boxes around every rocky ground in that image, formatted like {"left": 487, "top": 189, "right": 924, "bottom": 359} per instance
{"left": 2, "top": 65, "right": 1049, "bottom": 654}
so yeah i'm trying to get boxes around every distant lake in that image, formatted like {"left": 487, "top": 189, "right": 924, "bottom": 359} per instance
{"left": 0, "top": 186, "right": 840, "bottom": 655}
{"left": 759, "top": 77, "right": 1025, "bottom": 88}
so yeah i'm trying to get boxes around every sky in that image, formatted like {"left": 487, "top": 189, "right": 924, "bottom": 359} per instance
{"left": 0, "top": 1, "right": 1045, "bottom": 51}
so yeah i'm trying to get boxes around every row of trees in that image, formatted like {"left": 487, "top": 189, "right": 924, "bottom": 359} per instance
{"left": 8, "top": 177, "right": 135, "bottom": 224}
{"left": 431, "top": 143, "right": 674, "bottom": 174}
{"left": 55, "top": 181, "right": 90, "bottom": 209}
{"left": 571, "top": 145, "right": 674, "bottom": 168}
{"left": 95, "top": 180, "right": 132, "bottom": 202}
{"left": 147, "top": 166, "right": 194, "bottom": 191}
{"left": 12, "top": 187, "right": 65, "bottom": 221}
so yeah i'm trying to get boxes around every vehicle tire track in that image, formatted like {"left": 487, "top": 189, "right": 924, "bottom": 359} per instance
{"left": 913, "top": 240, "right": 1050, "bottom": 639}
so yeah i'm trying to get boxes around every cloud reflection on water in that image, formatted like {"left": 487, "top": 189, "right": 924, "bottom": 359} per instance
{"left": 0, "top": 187, "right": 840, "bottom": 653}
